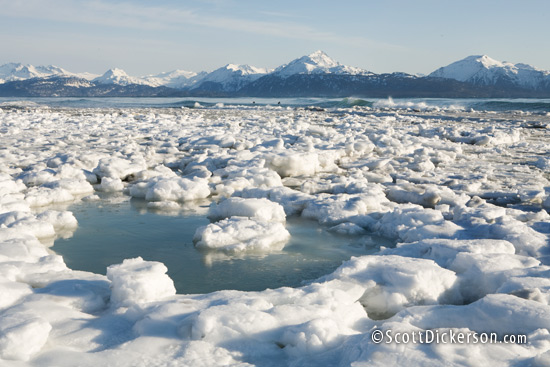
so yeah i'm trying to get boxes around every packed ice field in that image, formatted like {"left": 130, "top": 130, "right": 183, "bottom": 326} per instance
{"left": 1, "top": 99, "right": 550, "bottom": 366}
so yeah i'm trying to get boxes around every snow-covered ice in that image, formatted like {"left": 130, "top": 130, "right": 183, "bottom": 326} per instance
{"left": 207, "top": 197, "right": 287, "bottom": 223}
{"left": 0, "top": 100, "right": 549, "bottom": 366}
{"left": 193, "top": 216, "right": 290, "bottom": 253}
{"left": 106, "top": 257, "right": 176, "bottom": 307}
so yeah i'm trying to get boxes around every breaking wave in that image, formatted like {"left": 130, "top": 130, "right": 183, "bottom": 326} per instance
{"left": 0, "top": 97, "right": 549, "bottom": 113}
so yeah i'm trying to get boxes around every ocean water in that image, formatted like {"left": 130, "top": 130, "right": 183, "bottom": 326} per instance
{"left": 1, "top": 96, "right": 550, "bottom": 113}
{"left": 52, "top": 196, "right": 389, "bottom": 294}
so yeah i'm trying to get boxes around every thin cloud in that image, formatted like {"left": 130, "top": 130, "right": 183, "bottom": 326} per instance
{"left": 0, "top": 0, "right": 390, "bottom": 45}
{"left": 257, "top": 10, "right": 306, "bottom": 19}
{"left": 0, "top": 0, "right": 195, "bottom": 31}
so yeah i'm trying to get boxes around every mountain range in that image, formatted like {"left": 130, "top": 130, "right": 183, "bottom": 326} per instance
{"left": 1, "top": 51, "right": 549, "bottom": 98}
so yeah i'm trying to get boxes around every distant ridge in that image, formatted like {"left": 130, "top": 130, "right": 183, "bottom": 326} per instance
{"left": 429, "top": 55, "right": 550, "bottom": 90}
{"left": 1, "top": 52, "right": 550, "bottom": 98}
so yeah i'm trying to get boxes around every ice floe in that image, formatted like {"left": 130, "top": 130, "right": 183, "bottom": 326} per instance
{"left": 0, "top": 102, "right": 548, "bottom": 366}
{"left": 193, "top": 216, "right": 290, "bottom": 253}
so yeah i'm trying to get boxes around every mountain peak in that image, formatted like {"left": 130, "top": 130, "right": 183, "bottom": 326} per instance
{"left": 306, "top": 50, "right": 337, "bottom": 67}
{"left": 103, "top": 68, "right": 129, "bottom": 77}
{"left": 309, "top": 50, "right": 327, "bottom": 57}
{"left": 94, "top": 68, "right": 148, "bottom": 86}
{"left": 429, "top": 55, "right": 549, "bottom": 88}
{"left": 470, "top": 55, "right": 505, "bottom": 68}
{"left": 274, "top": 51, "right": 371, "bottom": 78}
{"left": 190, "top": 63, "right": 268, "bottom": 92}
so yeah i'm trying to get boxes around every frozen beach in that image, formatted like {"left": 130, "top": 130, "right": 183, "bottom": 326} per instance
{"left": 0, "top": 97, "right": 549, "bottom": 366}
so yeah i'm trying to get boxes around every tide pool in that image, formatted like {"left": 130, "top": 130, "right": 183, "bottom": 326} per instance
{"left": 52, "top": 196, "right": 390, "bottom": 294}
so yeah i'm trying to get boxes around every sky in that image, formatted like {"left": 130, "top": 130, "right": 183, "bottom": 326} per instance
{"left": 1, "top": 0, "right": 549, "bottom": 77}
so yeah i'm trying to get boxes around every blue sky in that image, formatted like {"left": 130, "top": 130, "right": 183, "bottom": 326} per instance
{"left": 1, "top": 0, "right": 549, "bottom": 76}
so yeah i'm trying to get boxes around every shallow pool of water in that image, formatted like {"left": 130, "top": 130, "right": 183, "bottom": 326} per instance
{"left": 52, "top": 196, "right": 391, "bottom": 294}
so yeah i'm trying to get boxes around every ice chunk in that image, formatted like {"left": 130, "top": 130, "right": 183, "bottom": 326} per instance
{"left": 382, "top": 238, "right": 541, "bottom": 302}
{"left": 453, "top": 200, "right": 548, "bottom": 256}
{"left": 106, "top": 257, "right": 176, "bottom": 307}
{"left": 381, "top": 238, "right": 516, "bottom": 268}
{"left": 0, "top": 211, "right": 56, "bottom": 239}
{"left": 211, "top": 165, "right": 282, "bottom": 197}
{"left": 302, "top": 194, "right": 371, "bottom": 226}
{"left": 393, "top": 293, "right": 550, "bottom": 338}
{"left": 97, "top": 177, "right": 124, "bottom": 192}
{"left": 265, "top": 151, "right": 339, "bottom": 177}
{"left": 24, "top": 186, "right": 75, "bottom": 207}
{"left": 36, "top": 210, "right": 78, "bottom": 232}
{"left": 193, "top": 217, "right": 290, "bottom": 253}
{"left": 386, "top": 184, "right": 450, "bottom": 208}
{"left": 373, "top": 204, "right": 462, "bottom": 242}
{"left": 236, "top": 186, "right": 314, "bottom": 216}
{"left": 322, "top": 255, "right": 458, "bottom": 319}
{"left": 19, "top": 168, "right": 57, "bottom": 186}
{"left": 42, "top": 178, "right": 94, "bottom": 196}
{"left": 129, "top": 177, "right": 210, "bottom": 202}
{"left": 450, "top": 252, "right": 540, "bottom": 302}
{"left": 93, "top": 156, "right": 147, "bottom": 179}
{"left": 208, "top": 197, "right": 286, "bottom": 222}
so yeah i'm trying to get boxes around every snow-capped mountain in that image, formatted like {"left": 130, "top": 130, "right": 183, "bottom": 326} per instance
{"left": 2, "top": 52, "right": 550, "bottom": 97}
{"left": 273, "top": 50, "right": 373, "bottom": 78}
{"left": 0, "top": 63, "right": 68, "bottom": 83}
{"left": 92, "top": 68, "right": 152, "bottom": 86}
{"left": 429, "top": 55, "right": 550, "bottom": 89}
{"left": 142, "top": 70, "right": 203, "bottom": 88}
{"left": 0, "top": 63, "right": 99, "bottom": 83}
{"left": 94, "top": 68, "right": 208, "bottom": 88}
{"left": 191, "top": 64, "right": 268, "bottom": 92}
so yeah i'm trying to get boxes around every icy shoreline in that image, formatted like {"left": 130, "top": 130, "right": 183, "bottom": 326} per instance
{"left": 0, "top": 104, "right": 549, "bottom": 366}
